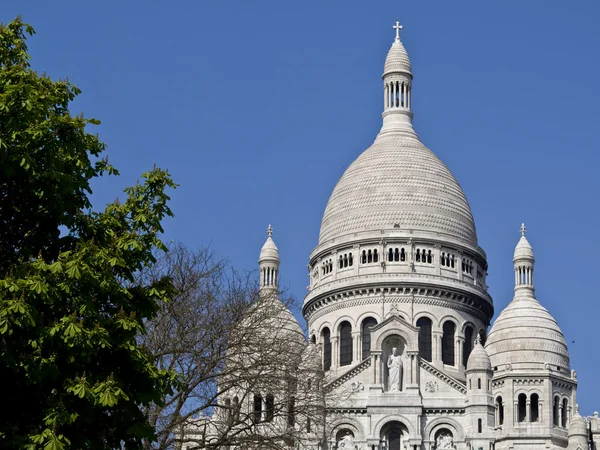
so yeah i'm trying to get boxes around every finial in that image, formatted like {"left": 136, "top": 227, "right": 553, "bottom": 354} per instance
{"left": 393, "top": 20, "right": 403, "bottom": 41}
{"left": 267, "top": 224, "right": 273, "bottom": 238}
{"left": 520, "top": 223, "right": 526, "bottom": 237}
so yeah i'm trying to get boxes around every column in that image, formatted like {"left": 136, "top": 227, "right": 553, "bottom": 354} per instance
{"left": 392, "top": 82, "right": 396, "bottom": 108}
{"left": 403, "top": 82, "right": 407, "bottom": 108}
{"left": 559, "top": 404, "right": 564, "bottom": 428}
{"left": 408, "top": 84, "right": 411, "bottom": 109}
{"left": 372, "top": 354, "right": 378, "bottom": 383}
{"left": 456, "top": 336, "right": 464, "bottom": 369}
{"left": 331, "top": 337, "right": 339, "bottom": 370}
{"left": 432, "top": 331, "right": 443, "bottom": 366}
{"left": 526, "top": 400, "right": 530, "bottom": 423}
{"left": 384, "top": 83, "right": 388, "bottom": 109}
{"left": 514, "top": 401, "right": 518, "bottom": 425}
{"left": 262, "top": 395, "right": 267, "bottom": 422}
{"left": 353, "top": 331, "right": 361, "bottom": 362}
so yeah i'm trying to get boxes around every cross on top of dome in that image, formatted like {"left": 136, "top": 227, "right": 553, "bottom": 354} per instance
{"left": 393, "top": 20, "right": 403, "bottom": 41}
{"left": 520, "top": 223, "right": 527, "bottom": 236}
{"left": 267, "top": 224, "right": 273, "bottom": 237}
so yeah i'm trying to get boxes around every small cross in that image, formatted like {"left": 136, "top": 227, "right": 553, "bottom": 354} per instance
{"left": 520, "top": 223, "right": 527, "bottom": 236}
{"left": 267, "top": 224, "right": 273, "bottom": 237}
{"left": 393, "top": 20, "right": 403, "bottom": 41}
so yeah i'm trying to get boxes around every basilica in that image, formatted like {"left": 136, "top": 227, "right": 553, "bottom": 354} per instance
{"left": 181, "top": 23, "right": 600, "bottom": 450}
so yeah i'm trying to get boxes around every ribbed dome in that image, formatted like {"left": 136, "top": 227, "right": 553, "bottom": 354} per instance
{"left": 514, "top": 235, "right": 534, "bottom": 260}
{"left": 384, "top": 39, "right": 412, "bottom": 76}
{"left": 485, "top": 294, "right": 569, "bottom": 370}
{"left": 318, "top": 133, "right": 477, "bottom": 245}
{"left": 259, "top": 226, "right": 279, "bottom": 262}
{"left": 466, "top": 340, "right": 491, "bottom": 371}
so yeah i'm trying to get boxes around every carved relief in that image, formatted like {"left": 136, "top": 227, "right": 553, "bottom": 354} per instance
{"left": 424, "top": 381, "right": 439, "bottom": 392}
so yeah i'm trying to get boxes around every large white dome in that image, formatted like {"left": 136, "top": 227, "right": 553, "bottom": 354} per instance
{"left": 318, "top": 132, "right": 478, "bottom": 246}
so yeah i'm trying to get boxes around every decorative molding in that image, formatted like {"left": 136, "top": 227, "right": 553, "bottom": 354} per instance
{"left": 420, "top": 359, "right": 467, "bottom": 394}
{"left": 324, "top": 358, "right": 371, "bottom": 392}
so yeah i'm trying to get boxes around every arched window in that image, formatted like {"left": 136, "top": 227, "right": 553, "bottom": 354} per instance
{"left": 562, "top": 398, "right": 568, "bottom": 427}
{"left": 310, "top": 334, "right": 316, "bottom": 344}
{"left": 373, "top": 249, "right": 379, "bottom": 263}
{"left": 253, "top": 394, "right": 262, "bottom": 423}
{"left": 441, "top": 252, "right": 446, "bottom": 266}
{"left": 348, "top": 253, "right": 353, "bottom": 266}
{"left": 496, "top": 396, "right": 504, "bottom": 426}
{"left": 367, "top": 250, "right": 373, "bottom": 263}
{"left": 322, "top": 328, "right": 331, "bottom": 371}
{"left": 395, "top": 248, "right": 400, "bottom": 261}
{"left": 362, "top": 250, "right": 366, "bottom": 264}
{"left": 479, "top": 329, "right": 487, "bottom": 346}
{"left": 442, "top": 321, "right": 456, "bottom": 366}
{"left": 553, "top": 396, "right": 560, "bottom": 426}
{"left": 427, "top": 250, "right": 432, "bottom": 263}
{"left": 224, "top": 398, "right": 231, "bottom": 422}
{"left": 306, "top": 417, "right": 311, "bottom": 433}
{"left": 463, "top": 326, "right": 474, "bottom": 367}
{"left": 361, "top": 317, "right": 378, "bottom": 360}
{"left": 265, "top": 393, "right": 274, "bottom": 422}
{"left": 478, "top": 418, "right": 482, "bottom": 433}
{"left": 389, "top": 248, "right": 394, "bottom": 261}
{"left": 478, "top": 378, "right": 482, "bottom": 389}
{"left": 416, "top": 249, "right": 421, "bottom": 262}
{"left": 530, "top": 394, "right": 539, "bottom": 422}
{"left": 518, "top": 393, "right": 527, "bottom": 422}
{"left": 469, "top": 379, "right": 472, "bottom": 390}
{"left": 339, "top": 321, "right": 353, "bottom": 366}
{"left": 416, "top": 317, "right": 432, "bottom": 362}
{"left": 451, "top": 255, "right": 455, "bottom": 268}
{"left": 400, "top": 248, "right": 406, "bottom": 261}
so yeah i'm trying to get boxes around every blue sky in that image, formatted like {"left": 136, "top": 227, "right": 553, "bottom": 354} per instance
{"left": 4, "top": 1, "right": 599, "bottom": 413}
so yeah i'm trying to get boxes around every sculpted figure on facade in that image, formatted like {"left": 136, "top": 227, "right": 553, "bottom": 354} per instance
{"left": 338, "top": 432, "right": 355, "bottom": 450}
{"left": 387, "top": 347, "right": 403, "bottom": 392}
{"left": 435, "top": 431, "right": 454, "bottom": 450}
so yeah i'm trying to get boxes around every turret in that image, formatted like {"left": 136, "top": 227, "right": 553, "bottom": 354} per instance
{"left": 259, "top": 224, "right": 280, "bottom": 290}
{"left": 465, "top": 339, "right": 495, "bottom": 448}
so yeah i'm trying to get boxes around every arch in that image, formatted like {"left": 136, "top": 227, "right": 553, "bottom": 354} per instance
{"left": 310, "top": 334, "right": 317, "bottom": 345}
{"left": 339, "top": 321, "right": 353, "bottom": 366}
{"left": 437, "top": 314, "right": 460, "bottom": 330}
{"left": 423, "top": 416, "right": 466, "bottom": 443}
{"left": 361, "top": 317, "right": 378, "bottom": 360}
{"left": 373, "top": 326, "right": 417, "bottom": 353}
{"left": 496, "top": 396, "right": 504, "bottom": 426}
{"left": 317, "top": 321, "right": 333, "bottom": 337}
{"left": 442, "top": 321, "right": 456, "bottom": 366}
{"left": 530, "top": 393, "right": 539, "bottom": 422}
{"left": 416, "top": 316, "right": 433, "bottom": 362}
{"left": 553, "top": 395, "right": 560, "bottom": 426}
{"left": 562, "top": 398, "right": 569, "bottom": 427}
{"left": 373, "top": 415, "right": 416, "bottom": 441}
{"left": 332, "top": 315, "right": 356, "bottom": 334}
{"left": 477, "top": 419, "right": 482, "bottom": 434}
{"left": 518, "top": 393, "right": 527, "bottom": 422}
{"left": 328, "top": 416, "right": 365, "bottom": 442}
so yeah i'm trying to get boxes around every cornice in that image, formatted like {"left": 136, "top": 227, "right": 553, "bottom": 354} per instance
{"left": 420, "top": 358, "right": 467, "bottom": 394}
{"left": 324, "top": 358, "right": 371, "bottom": 392}
{"left": 303, "top": 282, "right": 493, "bottom": 324}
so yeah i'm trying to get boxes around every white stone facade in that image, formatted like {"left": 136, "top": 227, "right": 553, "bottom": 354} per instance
{"left": 181, "top": 22, "right": 600, "bottom": 450}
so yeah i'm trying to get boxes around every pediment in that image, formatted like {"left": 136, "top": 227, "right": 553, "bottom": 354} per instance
{"left": 370, "top": 312, "right": 419, "bottom": 354}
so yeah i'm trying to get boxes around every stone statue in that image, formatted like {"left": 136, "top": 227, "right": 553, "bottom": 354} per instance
{"left": 338, "top": 432, "right": 355, "bottom": 450}
{"left": 387, "top": 347, "right": 403, "bottom": 392}
{"left": 435, "top": 431, "right": 453, "bottom": 450}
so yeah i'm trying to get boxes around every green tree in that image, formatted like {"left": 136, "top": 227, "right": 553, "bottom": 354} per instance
{"left": 0, "top": 18, "right": 177, "bottom": 449}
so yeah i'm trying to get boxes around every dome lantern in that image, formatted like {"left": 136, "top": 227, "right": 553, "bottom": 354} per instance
{"left": 513, "top": 223, "right": 535, "bottom": 295}
{"left": 259, "top": 224, "right": 280, "bottom": 290}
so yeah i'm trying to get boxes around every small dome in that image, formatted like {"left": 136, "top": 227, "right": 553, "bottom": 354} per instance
{"left": 514, "top": 235, "right": 534, "bottom": 261}
{"left": 485, "top": 294, "right": 569, "bottom": 370}
{"left": 568, "top": 411, "right": 588, "bottom": 437}
{"left": 259, "top": 225, "right": 279, "bottom": 263}
{"left": 299, "top": 342, "right": 322, "bottom": 371}
{"left": 466, "top": 339, "right": 491, "bottom": 371}
{"left": 384, "top": 38, "right": 412, "bottom": 76}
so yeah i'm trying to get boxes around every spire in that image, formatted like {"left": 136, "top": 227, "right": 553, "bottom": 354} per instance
{"left": 513, "top": 223, "right": 535, "bottom": 294}
{"left": 381, "top": 20, "right": 415, "bottom": 135}
{"left": 259, "top": 224, "right": 280, "bottom": 289}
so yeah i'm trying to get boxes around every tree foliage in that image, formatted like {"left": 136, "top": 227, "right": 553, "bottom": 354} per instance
{"left": 0, "top": 18, "right": 177, "bottom": 449}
